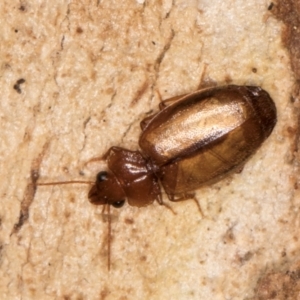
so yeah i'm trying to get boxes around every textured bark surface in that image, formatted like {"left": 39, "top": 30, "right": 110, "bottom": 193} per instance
{"left": 251, "top": 1, "right": 300, "bottom": 299}
{"left": 0, "top": 1, "right": 298, "bottom": 299}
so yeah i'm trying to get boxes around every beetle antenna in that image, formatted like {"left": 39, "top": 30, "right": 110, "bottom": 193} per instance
{"left": 35, "top": 180, "right": 94, "bottom": 186}
{"left": 102, "top": 204, "right": 112, "bottom": 271}
{"left": 107, "top": 204, "right": 111, "bottom": 271}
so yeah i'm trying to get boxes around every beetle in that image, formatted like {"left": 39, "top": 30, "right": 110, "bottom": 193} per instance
{"left": 88, "top": 85, "right": 277, "bottom": 208}
{"left": 36, "top": 84, "right": 277, "bottom": 270}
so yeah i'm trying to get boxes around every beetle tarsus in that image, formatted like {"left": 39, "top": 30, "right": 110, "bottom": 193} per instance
{"left": 160, "top": 201, "right": 177, "bottom": 215}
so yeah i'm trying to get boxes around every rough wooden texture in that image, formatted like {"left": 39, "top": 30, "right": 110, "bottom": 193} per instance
{"left": 0, "top": 0, "right": 298, "bottom": 299}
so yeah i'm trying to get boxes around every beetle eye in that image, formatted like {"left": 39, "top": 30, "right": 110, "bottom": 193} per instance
{"left": 96, "top": 171, "right": 108, "bottom": 182}
{"left": 112, "top": 200, "right": 125, "bottom": 208}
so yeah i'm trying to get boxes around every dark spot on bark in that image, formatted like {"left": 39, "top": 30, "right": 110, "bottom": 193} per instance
{"left": 13, "top": 211, "right": 29, "bottom": 232}
{"left": 124, "top": 218, "right": 134, "bottom": 225}
{"left": 76, "top": 27, "right": 83, "bottom": 34}
{"left": 13, "top": 78, "right": 26, "bottom": 94}
{"left": 268, "top": 2, "right": 274, "bottom": 10}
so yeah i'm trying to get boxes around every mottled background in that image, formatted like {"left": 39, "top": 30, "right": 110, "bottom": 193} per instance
{"left": 0, "top": 0, "right": 299, "bottom": 299}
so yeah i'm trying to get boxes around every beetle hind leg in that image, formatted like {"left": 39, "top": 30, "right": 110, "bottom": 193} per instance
{"left": 192, "top": 197, "right": 203, "bottom": 217}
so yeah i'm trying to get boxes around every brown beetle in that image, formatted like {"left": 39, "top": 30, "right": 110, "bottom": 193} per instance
{"left": 88, "top": 85, "right": 277, "bottom": 208}
{"left": 36, "top": 84, "right": 277, "bottom": 270}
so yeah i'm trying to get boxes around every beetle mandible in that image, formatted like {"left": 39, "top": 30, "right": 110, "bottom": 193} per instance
{"left": 88, "top": 85, "right": 277, "bottom": 208}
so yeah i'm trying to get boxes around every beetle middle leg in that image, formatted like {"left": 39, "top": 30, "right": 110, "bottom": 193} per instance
{"left": 158, "top": 94, "right": 187, "bottom": 110}
{"left": 157, "top": 197, "right": 177, "bottom": 215}
{"left": 167, "top": 192, "right": 203, "bottom": 217}
{"left": 140, "top": 93, "right": 188, "bottom": 130}
{"left": 140, "top": 113, "right": 158, "bottom": 130}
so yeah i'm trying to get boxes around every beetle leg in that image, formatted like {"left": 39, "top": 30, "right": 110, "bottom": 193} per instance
{"left": 141, "top": 92, "right": 189, "bottom": 130}
{"left": 192, "top": 197, "right": 203, "bottom": 217}
{"left": 84, "top": 146, "right": 127, "bottom": 166}
{"left": 161, "top": 201, "right": 177, "bottom": 215}
{"left": 166, "top": 192, "right": 191, "bottom": 202}
{"left": 158, "top": 94, "right": 187, "bottom": 110}
{"left": 167, "top": 193, "right": 203, "bottom": 216}
{"left": 235, "top": 165, "right": 244, "bottom": 174}
{"left": 83, "top": 156, "right": 105, "bottom": 166}
{"left": 156, "top": 195, "right": 176, "bottom": 214}
{"left": 154, "top": 185, "right": 163, "bottom": 205}
{"left": 83, "top": 154, "right": 107, "bottom": 166}
{"left": 156, "top": 88, "right": 188, "bottom": 110}
{"left": 101, "top": 146, "right": 128, "bottom": 159}
{"left": 140, "top": 113, "right": 158, "bottom": 130}
{"left": 140, "top": 94, "right": 188, "bottom": 130}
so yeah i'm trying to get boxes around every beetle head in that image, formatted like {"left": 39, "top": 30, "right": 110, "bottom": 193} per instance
{"left": 88, "top": 171, "right": 126, "bottom": 208}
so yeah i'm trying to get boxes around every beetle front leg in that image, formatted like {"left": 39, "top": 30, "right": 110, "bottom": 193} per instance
{"left": 84, "top": 146, "right": 127, "bottom": 166}
{"left": 101, "top": 146, "right": 126, "bottom": 159}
